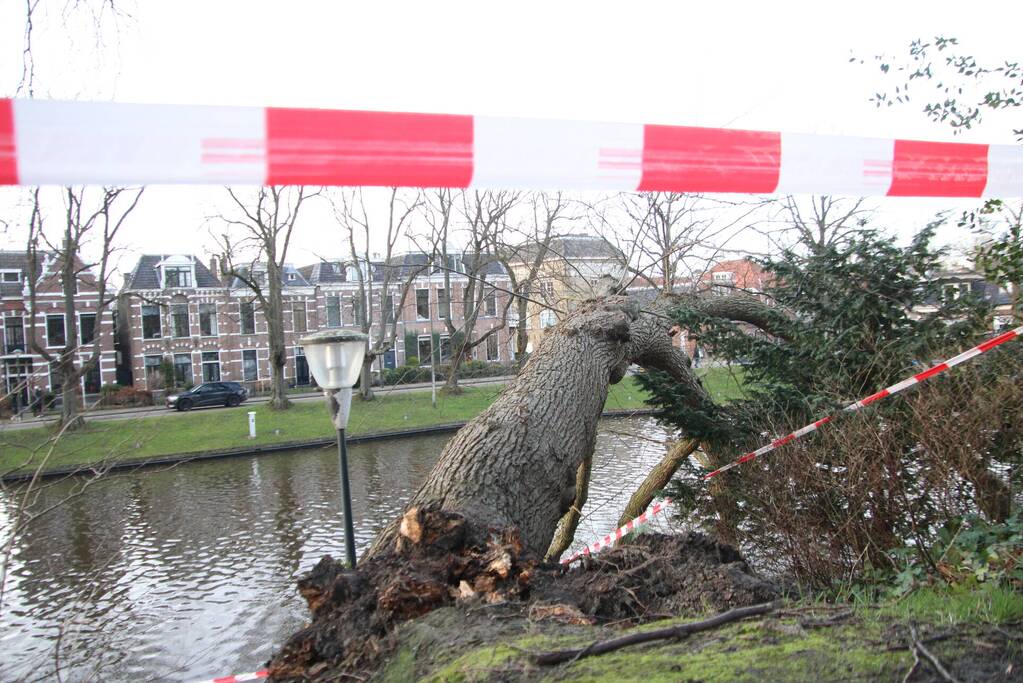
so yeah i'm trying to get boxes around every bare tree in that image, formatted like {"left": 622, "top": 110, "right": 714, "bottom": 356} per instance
{"left": 419, "top": 189, "right": 519, "bottom": 394}
{"left": 593, "top": 192, "right": 763, "bottom": 294}
{"left": 25, "top": 186, "right": 144, "bottom": 430}
{"left": 215, "top": 186, "right": 317, "bottom": 410}
{"left": 498, "top": 192, "right": 564, "bottom": 367}
{"left": 330, "top": 188, "right": 424, "bottom": 400}
{"left": 763, "top": 195, "right": 870, "bottom": 254}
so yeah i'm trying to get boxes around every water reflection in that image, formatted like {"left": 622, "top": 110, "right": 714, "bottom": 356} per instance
{"left": 0, "top": 416, "right": 670, "bottom": 682}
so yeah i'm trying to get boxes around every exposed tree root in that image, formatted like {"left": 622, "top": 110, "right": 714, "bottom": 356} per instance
{"left": 532, "top": 600, "right": 778, "bottom": 666}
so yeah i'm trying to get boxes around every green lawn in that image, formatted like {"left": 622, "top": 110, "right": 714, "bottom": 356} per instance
{"left": 0, "top": 376, "right": 650, "bottom": 475}
{"left": 1, "top": 369, "right": 746, "bottom": 476}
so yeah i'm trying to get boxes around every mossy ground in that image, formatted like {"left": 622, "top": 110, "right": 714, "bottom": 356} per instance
{"left": 377, "top": 584, "right": 1023, "bottom": 682}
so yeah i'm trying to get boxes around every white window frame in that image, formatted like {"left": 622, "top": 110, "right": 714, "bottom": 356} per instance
{"left": 242, "top": 349, "right": 259, "bottom": 381}
{"left": 46, "top": 313, "right": 66, "bottom": 348}
{"left": 78, "top": 312, "right": 97, "bottom": 346}
{"left": 198, "top": 303, "right": 218, "bottom": 337}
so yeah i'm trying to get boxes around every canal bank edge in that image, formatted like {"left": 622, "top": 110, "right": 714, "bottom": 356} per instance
{"left": 1, "top": 409, "right": 660, "bottom": 483}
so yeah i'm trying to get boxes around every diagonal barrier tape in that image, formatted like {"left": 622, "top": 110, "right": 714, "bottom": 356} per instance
{"left": 190, "top": 668, "right": 268, "bottom": 683}
{"left": 565, "top": 325, "right": 1023, "bottom": 563}
{"left": 2, "top": 98, "right": 1023, "bottom": 196}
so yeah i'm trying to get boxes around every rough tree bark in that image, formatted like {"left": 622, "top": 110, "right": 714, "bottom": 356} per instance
{"left": 367, "top": 291, "right": 778, "bottom": 560}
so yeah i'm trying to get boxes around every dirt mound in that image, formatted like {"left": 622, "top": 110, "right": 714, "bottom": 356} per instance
{"left": 266, "top": 511, "right": 777, "bottom": 681}
{"left": 534, "top": 532, "right": 778, "bottom": 621}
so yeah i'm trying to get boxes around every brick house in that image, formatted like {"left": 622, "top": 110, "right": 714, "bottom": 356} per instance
{"left": 301, "top": 252, "right": 516, "bottom": 368}
{"left": 117, "top": 254, "right": 320, "bottom": 393}
{"left": 1, "top": 250, "right": 117, "bottom": 412}
{"left": 117, "top": 251, "right": 516, "bottom": 392}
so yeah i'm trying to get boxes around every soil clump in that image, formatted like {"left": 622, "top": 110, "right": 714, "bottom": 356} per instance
{"left": 266, "top": 505, "right": 777, "bottom": 681}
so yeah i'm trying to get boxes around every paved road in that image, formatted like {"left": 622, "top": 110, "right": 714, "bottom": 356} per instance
{"left": 0, "top": 377, "right": 510, "bottom": 432}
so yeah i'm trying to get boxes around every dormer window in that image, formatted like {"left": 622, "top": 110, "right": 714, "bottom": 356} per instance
{"left": 287, "top": 272, "right": 297, "bottom": 281}
{"left": 164, "top": 266, "right": 193, "bottom": 288}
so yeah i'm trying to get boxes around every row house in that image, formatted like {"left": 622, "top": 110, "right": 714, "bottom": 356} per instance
{"left": 505, "top": 234, "right": 626, "bottom": 352}
{"left": 915, "top": 266, "right": 1017, "bottom": 330}
{"left": 117, "top": 255, "right": 318, "bottom": 393}
{"left": 301, "top": 252, "right": 516, "bottom": 368}
{"left": 1, "top": 250, "right": 117, "bottom": 410}
{"left": 118, "top": 252, "right": 516, "bottom": 392}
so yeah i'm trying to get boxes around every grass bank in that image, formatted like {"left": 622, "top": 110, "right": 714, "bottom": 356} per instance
{"left": 380, "top": 584, "right": 1022, "bottom": 682}
{"left": 1, "top": 370, "right": 742, "bottom": 476}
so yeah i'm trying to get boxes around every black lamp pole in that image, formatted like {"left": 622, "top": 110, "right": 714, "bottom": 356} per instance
{"left": 337, "top": 427, "right": 357, "bottom": 569}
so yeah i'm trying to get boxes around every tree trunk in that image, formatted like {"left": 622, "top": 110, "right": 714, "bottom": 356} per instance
{"left": 58, "top": 250, "right": 84, "bottom": 430}
{"left": 358, "top": 352, "right": 374, "bottom": 401}
{"left": 368, "top": 295, "right": 711, "bottom": 560}
{"left": 441, "top": 342, "right": 465, "bottom": 395}
{"left": 617, "top": 438, "right": 700, "bottom": 527}
{"left": 266, "top": 264, "right": 291, "bottom": 411}
{"left": 545, "top": 454, "right": 592, "bottom": 561}
{"left": 516, "top": 295, "right": 529, "bottom": 369}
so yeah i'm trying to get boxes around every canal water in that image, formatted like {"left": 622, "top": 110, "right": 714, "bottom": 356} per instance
{"left": 0, "top": 416, "right": 672, "bottom": 682}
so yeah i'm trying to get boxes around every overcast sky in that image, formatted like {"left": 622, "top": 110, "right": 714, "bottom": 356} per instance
{"left": 1, "top": 0, "right": 1020, "bottom": 276}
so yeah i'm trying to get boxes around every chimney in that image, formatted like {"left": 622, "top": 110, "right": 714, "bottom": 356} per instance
{"left": 209, "top": 255, "right": 219, "bottom": 277}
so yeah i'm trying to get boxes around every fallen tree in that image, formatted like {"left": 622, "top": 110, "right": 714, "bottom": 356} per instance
{"left": 266, "top": 291, "right": 784, "bottom": 680}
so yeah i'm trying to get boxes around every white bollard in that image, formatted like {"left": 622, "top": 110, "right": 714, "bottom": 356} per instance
{"left": 248, "top": 411, "right": 257, "bottom": 439}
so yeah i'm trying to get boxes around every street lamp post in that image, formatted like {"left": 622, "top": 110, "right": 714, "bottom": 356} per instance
{"left": 300, "top": 329, "right": 368, "bottom": 569}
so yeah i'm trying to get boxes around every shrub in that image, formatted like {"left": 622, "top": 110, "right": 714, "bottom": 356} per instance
{"left": 651, "top": 223, "right": 1018, "bottom": 589}
{"left": 99, "top": 386, "right": 154, "bottom": 407}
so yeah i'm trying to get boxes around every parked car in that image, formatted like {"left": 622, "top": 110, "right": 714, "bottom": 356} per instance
{"left": 166, "top": 382, "right": 248, "bottom": 411}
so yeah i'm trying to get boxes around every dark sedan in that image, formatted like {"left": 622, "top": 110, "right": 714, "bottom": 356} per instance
{"left": 166, "top": 382, "right": 248, "bottom": 411}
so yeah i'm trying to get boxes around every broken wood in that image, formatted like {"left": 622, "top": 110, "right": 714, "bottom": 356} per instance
{"left": 532, "top": 601, "right": 778, "bottom": 666}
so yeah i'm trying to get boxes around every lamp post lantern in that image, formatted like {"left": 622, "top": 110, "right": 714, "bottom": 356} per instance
{"left": 300, "top": 329, "right": 368, "bottom": 569}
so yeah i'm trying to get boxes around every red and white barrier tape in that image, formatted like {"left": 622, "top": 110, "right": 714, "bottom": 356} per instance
{"left": 2, "top": 99, "right": 1022, "bottom": 196}
{"left": 565, "top": 324, "right": 1023, "bottom": 562}
{"left": 704, "top": 324, "right": 1023, "bottom": 479}
{"left": 191, "top": 668, "right": 267, "bottom": 683}
{"left": 561, "top": 498, "right": 673, "bottom": 564}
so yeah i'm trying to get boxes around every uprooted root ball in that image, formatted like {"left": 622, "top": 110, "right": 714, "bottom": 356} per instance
{"left": 266, "top": 508, "right": 777, "bottom": 682}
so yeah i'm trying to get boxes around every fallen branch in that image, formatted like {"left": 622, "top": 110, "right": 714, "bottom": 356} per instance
{"left": 533, "top": 601, "right": 778, "bottom": 666}
{"left": 911, "top": 625, "right": 961, "bottom": 683}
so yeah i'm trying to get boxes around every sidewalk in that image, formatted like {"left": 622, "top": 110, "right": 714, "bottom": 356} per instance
{"left": 0, "top": 376, "right": 511, "bottom": 431}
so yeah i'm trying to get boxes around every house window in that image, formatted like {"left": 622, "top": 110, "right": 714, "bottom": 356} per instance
{"left": 383, "top": 294, "right": 395, "bottom": 325}
{"left": 438, "top": 288, "right": 450, "bottom": 319}
{"left": 201, "top": 351, "right": 221, "bottom": 382}
{"left": 417, "top": 336, "right": 433, "bottom": 365}
{"left": 144, "top": 355, "right": 163, "bottom": 388}
{"left": 173, "top": 353, "right": 193, "bottom": 385}
{"left": 326, "top": 295, "right": 341, "bottom": 327}
{"left": 293, "top": 302, "right": 307, "bottom": 333}
{"left": 164, "top": 266, "right": 193, "bottom": 288}
{"left": 79, "top": 313, "right": 96, "bottom": 345}
{"left": 439, "top": 335, "right": 452, "bottom": 362}
{"left": 942, "top": 282, "right": 970, "bottom": 301}
{"left": 46, "top": 314, "right": 66, "bottom": 347}
{"left": 352, "top": 296, "right": 366, "bottom": 326}
{"left": 5, "top": 316, "right": 25, "bottom": 354}
{"left": 142, "top": 305, "right": 161, "bottom": 339}
{"left": 240, "top": 301, "right": 255, "bottom": 335}
{"left": 242, "top": 349, "right": 258, "bottom": 381}
{"left": 485, "top": 291, "right": 497, "bottom": 317}
{"left": 540, "top": 281, "right": 555, "bottom": 300}
{"left": 50, "top": 363, "right": 65, "bottom": 393}
{"left": 486, "top": 334, "right": 498, "bottom": 361}
{"left": 539, "top": 310, "right": 557, "bottom": 329}
{"left": 1, "top": 270, "right": 20, "bottom": 283}
{"left": 199, "top": 303, "right": 218, "bottom": 336}
{"left": 416, "top": 289, "right": 430, "bottom": 320}
{"left": 84, "top": 362, "right": 101, "bottom": 394}
{"left": 171, "top": 303, "right": 190, "bottom": 337}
